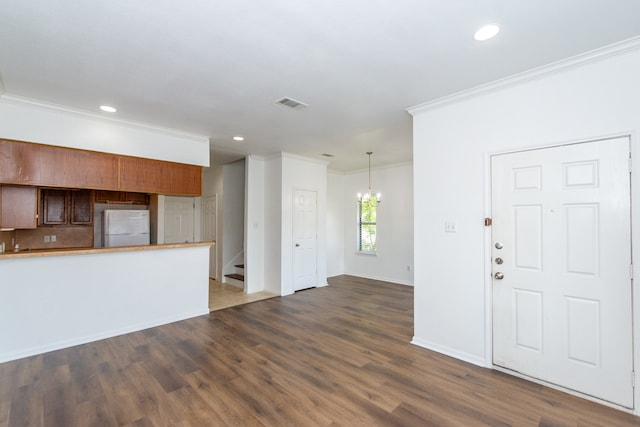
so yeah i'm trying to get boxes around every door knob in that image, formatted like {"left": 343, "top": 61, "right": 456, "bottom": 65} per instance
{"left": 494, "top": 272, "right": 504, "bottom": 280}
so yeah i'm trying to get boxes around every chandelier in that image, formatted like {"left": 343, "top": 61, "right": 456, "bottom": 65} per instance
{"left": 357, "top": 151, "right": 381, "bottom": 203}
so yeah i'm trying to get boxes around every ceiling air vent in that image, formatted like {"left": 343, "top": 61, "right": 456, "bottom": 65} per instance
{"left": 276, "top": 97, "right": 308, "bottom": 110}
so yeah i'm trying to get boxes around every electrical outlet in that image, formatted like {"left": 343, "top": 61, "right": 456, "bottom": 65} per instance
{"left": 51, "top": 235, "right": 57, "bottom": 242}
{"left": 444, "top": 221, "right": 457, "bottom": 233}
{"left": 44, "top": 236, "right": 50, "bottom": 243}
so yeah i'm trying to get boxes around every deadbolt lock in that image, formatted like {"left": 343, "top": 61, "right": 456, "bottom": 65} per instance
{"left": 495, "top": 257, "right": 503, "bottom": 265}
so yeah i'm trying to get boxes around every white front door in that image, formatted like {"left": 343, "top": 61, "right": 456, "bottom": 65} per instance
{"left": 293, "top": 189, "right": 318, "bottom": 291}
{"left": 164, "top": 196, "right": 195, "bottom": 244}
{"left": 202, "top": 195, "right": 217, "bottom": 279}
{"left": 491, "top": 137, "right": 633, "bottom": 408}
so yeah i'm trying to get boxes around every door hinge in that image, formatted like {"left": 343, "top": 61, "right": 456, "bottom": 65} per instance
{"left": 629, "top": 157, "right": 633, "bottom": 173}
{"left": 631, "top": 264, "right": 634, "bottom": 279}
{"left": 632, "top": 371, "right": 635, "bottom": 387}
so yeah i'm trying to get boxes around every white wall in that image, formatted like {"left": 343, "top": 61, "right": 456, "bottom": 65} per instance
{"left": 280, "top": 153, "right": 329, "bottom": 295}
{"left": 221, "top": 160, "right": 246, "bottom": 277}
{"left": 0, "top": 96, "right": 209, "bottom": 166}
{"left": 345, "top": 163, "right": 414, "bottom": 285}
{"left": 203, "top": 164, "right": 224, "bottom": 279}
{"left": 327, "top": 163, "right": 414, "bottom": 285}
{"left": 0, "top": 246, "right": 210, "bottom": 362}
{"left": 202, "top": 163, "right": 223, "bottom": 198}
{"left": 326, "top": 171, "right": 345, "bottom": 277}
{"left": 258, "top": 153, "right": 328, "bottom": 296}
{"left": 245, "top": 156, "right": 265, "bottom": 293}
{"left": 263, "top": 156, "right": 283, "bottom": 294}
{"left": 409, "top": 41, "right": 640, "bottom": 371}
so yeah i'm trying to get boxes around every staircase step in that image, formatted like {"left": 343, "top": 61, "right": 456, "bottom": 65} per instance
{"left": 225, "top": 273, "right": 245, "bottom": 281}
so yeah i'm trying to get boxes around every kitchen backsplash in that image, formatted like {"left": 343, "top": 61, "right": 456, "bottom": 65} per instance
{"left": 14, "top": 226, "right": 93, "bottom": 251}
{"left": 0, "top": 229, "right": 15, "bottom": 252}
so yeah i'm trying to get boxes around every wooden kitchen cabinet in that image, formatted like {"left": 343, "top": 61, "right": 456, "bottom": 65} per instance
{"left": 41, "top": 189, "right": 68, "bottom": 225}
{"left": 94, "top": 190, "right": 121, "bottom": 203}
{"left": 0, "top": 139, "right": 119, "bottom": 189}
{"left": 169, "top": 162, "right": 202, "bottom": 196}
{"left": 118, "top": 157, "right": 172, "bottom": 194}
{"left": 70, "top": 190, "right": 93, "bottom": 224}
{"left": 94, "top": 190, "right": 150, "bottom": 205}
{"left": 118, "top": 156, "right": 201, "bottom": 196}
{"left": 1, "top": 139, "right": 201, "bottom": 196}
{"left": 41, "top": 188, "right": 94, "bottom": 225}
{"left": 0, "top": 185, "right": 38, "bottom": 229}
{"left": 0, "top": 140, "right": 42, "bottom": 184}
{"left": 125, "top": 192, "right": 151, "bottom": 204}
{"left": 43, "top": 148, "right": 119, "bottom": 190}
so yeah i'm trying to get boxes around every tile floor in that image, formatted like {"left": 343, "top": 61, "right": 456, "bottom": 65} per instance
{"left": 208, "top": 278, "right": 278, "bottom": 311}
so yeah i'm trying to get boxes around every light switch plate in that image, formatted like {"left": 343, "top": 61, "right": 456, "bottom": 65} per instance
{"left": 444, "top": 221, "right": 457, "bottom": 233}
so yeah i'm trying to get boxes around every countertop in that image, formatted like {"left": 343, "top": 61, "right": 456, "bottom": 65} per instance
{"left": 0, "top": 241, "right": 215, "bottom": 259}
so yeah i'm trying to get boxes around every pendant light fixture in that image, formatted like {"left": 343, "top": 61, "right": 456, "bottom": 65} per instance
{"left": 357, "top": 151, "right": 381, "bottom": 203}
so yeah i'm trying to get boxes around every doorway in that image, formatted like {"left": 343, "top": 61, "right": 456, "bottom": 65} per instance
{"left": 491, "top": 137, "right": 633, "bottom": 407}
{"left": 164, "top": 196, "right": 195, "bottom": 243}
{"left": 293, "top": 189, "right": 318, "bottom": 291}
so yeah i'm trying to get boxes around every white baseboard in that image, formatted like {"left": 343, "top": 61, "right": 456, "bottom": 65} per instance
{"left": 0, "top": 308, "right": 210, "bottom": 364}
{"left": 411, "top": 336, "right": 488, "bottom": 368}
{"left": 341, "top": 272, "right": 414, "bottom": 286}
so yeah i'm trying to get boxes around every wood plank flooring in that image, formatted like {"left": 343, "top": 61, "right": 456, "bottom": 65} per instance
{"left": 1, "top": 275, "right": 639, "bottom": 426}
{"left": 208, "top": 279, "right": 277, "bottom": 311}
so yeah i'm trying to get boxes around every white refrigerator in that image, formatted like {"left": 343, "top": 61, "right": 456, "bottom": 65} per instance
{"left": 103, "top": 210, "right": 150, "bottom": 247}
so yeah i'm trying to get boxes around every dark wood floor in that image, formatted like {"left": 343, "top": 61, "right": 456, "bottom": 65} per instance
{"left": 1, "top": 275, "right": 639, "bottom": 426}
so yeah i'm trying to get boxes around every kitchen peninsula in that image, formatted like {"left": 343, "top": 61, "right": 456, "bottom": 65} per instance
{"left": 0, "top": 242, "right": 212, "bottom": 363}
{"left": 0, "top": 137, "right": 212, "bottom": 363}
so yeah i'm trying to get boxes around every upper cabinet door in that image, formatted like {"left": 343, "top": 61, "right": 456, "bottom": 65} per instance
{"left": 169, "top": 163, "right": 202, "bottom": 196}
{"left": 118, "top": 156, "right": 172, "bottom": 194}
{"left": 70, "top": 190, "right": 93, "bottom": 224}
{"left": 0, "top": 140, "right": 42, "bottom": 184}
{"left": 0, "top": 186, "right": 37, "bottom": 229}
{"left": 41, "top": 189, "right": 68, "bottom": 225}
{"left": 1, "top": 139, "right": 201, "bottom": 196}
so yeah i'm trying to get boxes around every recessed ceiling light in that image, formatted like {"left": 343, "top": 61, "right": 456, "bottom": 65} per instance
{"left": 233, "top": 136, "right": 245, "bottom": 141}
{"left": 474, "top": 24, "right": 500, "bottom": 41}
{"left": 99, "top": 105, "right": 117, "bottom": 113}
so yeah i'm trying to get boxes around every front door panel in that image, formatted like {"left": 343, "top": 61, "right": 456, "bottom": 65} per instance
{"left": 491, "top": 137, "right": 633, "bottom": 408}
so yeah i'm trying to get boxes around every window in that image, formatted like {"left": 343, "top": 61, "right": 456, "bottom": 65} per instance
{"left": 358, "top": 197, "right": 377, "bottom": 253}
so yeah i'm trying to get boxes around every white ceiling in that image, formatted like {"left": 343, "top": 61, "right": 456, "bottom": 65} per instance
{"left": 1, "top": 1, "right": 640, "bottom": 171}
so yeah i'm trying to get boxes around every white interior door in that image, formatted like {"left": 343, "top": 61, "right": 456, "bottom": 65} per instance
{"left": 293, "top": 189, "right": 318, "bottom": 291}
{"left": 202, "top": 195, "right": 217, "bottom": 280}
{"left": 164, "top": 196, "right": 195, "bottom": 244}
{"left": 491, "top": 137, "right": 633, "bottom": 408}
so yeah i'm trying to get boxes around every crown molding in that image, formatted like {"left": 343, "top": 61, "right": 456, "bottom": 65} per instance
{"left": 343, "top": 160, "right": 413, "bottom": 175}
{"left": 407, "top": 36, "right": 640, "bottom": 116}
{"left": 0, "top": 94, "right": 209, "bottom": 143}
{"left": 281, "top": 151, "right": 331, "bottom": 166}
{"left": 261, "top": 151, "right": 330, "bottom": 166}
